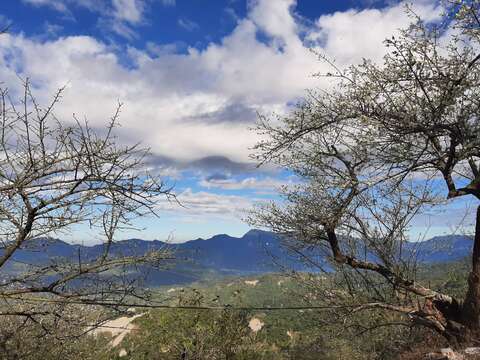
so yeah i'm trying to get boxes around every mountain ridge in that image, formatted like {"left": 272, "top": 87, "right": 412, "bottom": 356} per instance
{"left": 2, "top": 231, "right": 474, "bottom": 286}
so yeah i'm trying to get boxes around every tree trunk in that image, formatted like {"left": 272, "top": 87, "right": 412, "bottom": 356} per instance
{"left": 462, "top": 205, "right": 480, "bottom": 334}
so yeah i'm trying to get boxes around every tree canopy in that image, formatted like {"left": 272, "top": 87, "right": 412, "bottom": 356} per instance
{"left": 0, "top": 80, "right": 175, "bottom": 337}
{"left": 251, "top": 0, "right": 480, "bottom": 344}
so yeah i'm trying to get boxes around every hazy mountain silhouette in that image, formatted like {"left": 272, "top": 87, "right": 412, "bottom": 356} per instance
{"left": 2, "top": 231, "right": 473, "bottom": 286}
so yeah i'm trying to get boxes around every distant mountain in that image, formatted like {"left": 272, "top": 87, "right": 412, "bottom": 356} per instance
{"left": 2, "top": 230, "right": 296, "bottom": 286}
{"left": 1, "top": 231, "right": 474, "bottom": 286}
{"left": 405, "top": 235, "right": 474, "bottom": 263}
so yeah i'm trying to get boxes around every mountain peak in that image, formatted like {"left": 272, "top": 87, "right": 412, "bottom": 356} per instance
{"left": 23, "top": 237, "right": 70, "bottom": 249}
{"left": 210, "top": 233, "right": 231, "bottom": 239}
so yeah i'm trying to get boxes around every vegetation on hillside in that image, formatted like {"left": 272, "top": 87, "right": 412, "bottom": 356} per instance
{"left": 0, "top": 258, "right": 468, "bottom": 360}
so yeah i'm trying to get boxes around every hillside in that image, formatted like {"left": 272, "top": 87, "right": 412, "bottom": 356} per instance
{"left": 86, "top": 258, "right": 474, "bottom": 360}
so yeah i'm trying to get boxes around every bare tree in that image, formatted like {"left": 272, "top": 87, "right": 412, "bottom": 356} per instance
{"left": 0, "top": 79, "right": 175, "bottom": 337}
{"left": 250, "top": 1, "right": 480, "bottom": 345}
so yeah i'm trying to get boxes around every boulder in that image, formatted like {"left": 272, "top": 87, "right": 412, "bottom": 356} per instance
{"left": 464, "top": 347, "right": 480, "bottom": 356}
{"left": 440, "top": 348, "right": 464, "bottom": 360}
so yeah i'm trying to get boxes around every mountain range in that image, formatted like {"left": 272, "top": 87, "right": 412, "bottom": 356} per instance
{"left": 2, "top": 230, "right": 475, "bottom": 286}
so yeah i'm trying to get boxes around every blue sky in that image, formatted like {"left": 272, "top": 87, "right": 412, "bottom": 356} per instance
{"left": 1, "top": 1, "right": 391, "bottom": 46}
{"left": 1, "top": 0, "right": 466, "bottom": 243}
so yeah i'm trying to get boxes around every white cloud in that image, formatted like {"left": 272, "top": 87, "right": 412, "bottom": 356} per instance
{"left": 248, "top": 0, "right": 299, "bottom": 45}
{"left": 22, "top": 0, "right": 105, "bottom": 16}
{"left": 22, "top": 0, "right": 69, "bottom": 13}
{"left": 199, "top": 176, "right": 292, "bottom": 192}
{"left": 156, "top": 188, "right": 255, "bottom": 219}
{"left": 308, "top": 2, "right": 442, "bottom": 65}
{"left": 2, "top": 0, "right": 443, "bottom": 169}
{"left": 178, "top": 17, "right": 199, "bottom": 31}
{"left": 103, "top": 18, "right": 140, "bottom": 39}
{"left": 43, "top": 22, "right": 64, "bottom": 37}
{"left": 6, "top": 0, "right": 450, "bottom": 235}
{"left": 22, "top": 0, "right": 148, "bottom": 39}
{"left": 112, "top": 0, "right": 145, "bottom": 24}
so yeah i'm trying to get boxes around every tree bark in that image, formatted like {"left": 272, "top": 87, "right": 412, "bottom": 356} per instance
{"left": 462, "top": 205, "right": 480, "bottom": 332}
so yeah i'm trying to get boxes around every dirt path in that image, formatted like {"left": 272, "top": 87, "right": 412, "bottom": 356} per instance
{"left": 91, "top": 312, "right": 144, "bottom": 347}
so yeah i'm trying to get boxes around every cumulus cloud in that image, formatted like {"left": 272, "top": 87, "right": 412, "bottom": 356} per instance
{"left": 308, "top": 1, "right": 442, "bottom": 65}
{"left": 112, "top": 0, "right": 145, "bottom": 24}
{"left": 248, "top": 0, "right": 299, "bottom": 45}
{"left": 4, "top": 0, "right": 450, "bottom": 235}
{"left": 3, "top": 0, "right": 443, "bottom": 170}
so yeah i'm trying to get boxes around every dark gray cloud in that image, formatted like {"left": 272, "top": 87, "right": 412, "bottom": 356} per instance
{"left": 205, "top": 173, "right": 230, "bottom": 181}
{"left": 182, "top": 102, "right": 257, "bottom": 125}
{"left": 189, "top": 155, "right": 257, "bottom": 173}
{"left": 145, "top": 153, "right": 276, "bottom": 177}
